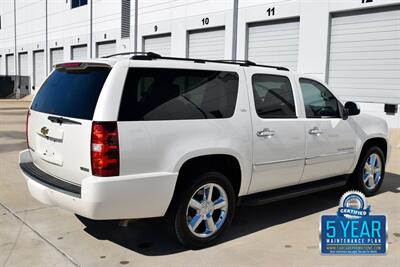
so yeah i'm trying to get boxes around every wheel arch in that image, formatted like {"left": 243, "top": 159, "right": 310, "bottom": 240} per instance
{"left": 349, "top": 135, "right": 388, "bottom": 175}
{"left": 165, "top": 152, "right": 245, "bottom": 218}
{"left": 174, "top": 153, "right": 243, "bottom": 197}
{"left": 360, "top": 137, "right": 388, "bottom": 161}
{"left": 348, "top": 136, "right": 388, "bottom": 196}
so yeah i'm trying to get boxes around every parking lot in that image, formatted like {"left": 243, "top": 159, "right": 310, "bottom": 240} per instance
{"left": 0, "top": 100, "right": 399, "bottom": 267}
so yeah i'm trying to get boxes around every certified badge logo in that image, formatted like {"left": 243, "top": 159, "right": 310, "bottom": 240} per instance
{"left": 337, "top": 191, "right": 370, "bottom": 219}
{"left": 320, "top": 190, "right": 387, "bottom": 255}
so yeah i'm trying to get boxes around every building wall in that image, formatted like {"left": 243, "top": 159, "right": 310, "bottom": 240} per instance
{"left": 0, "top": 0, "right": 399, "bottom": 126}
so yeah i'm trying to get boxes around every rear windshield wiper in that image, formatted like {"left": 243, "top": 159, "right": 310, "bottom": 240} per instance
{"left": 48, "top": 116, "right": 82, "bottom": 125}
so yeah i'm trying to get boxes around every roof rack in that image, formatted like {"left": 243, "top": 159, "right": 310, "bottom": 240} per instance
{"left": 102, "top": 52, "right": 162, "bottom": 59}
{"left": 212, "top": 59, "right": 256, "bottom": 66}
{"left": 105, "top": 51, "right": 289, "bottom": 71}
{"left": 215, "top": 60, "right": 289, "bottom": 71}
{"left": 253, "top": 63, "right": 289, "bottom": 71}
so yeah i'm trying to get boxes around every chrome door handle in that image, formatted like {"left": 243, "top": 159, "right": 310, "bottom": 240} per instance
{"left": 309, "top": 127, "right": 323, "bottom": 136}
{"left": 257, "top": 128, "right": 275, "bottom": 138}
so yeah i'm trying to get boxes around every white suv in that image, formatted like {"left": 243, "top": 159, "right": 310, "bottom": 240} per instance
{"left": 19, "top": 52, "right": 389, "bottom": 248}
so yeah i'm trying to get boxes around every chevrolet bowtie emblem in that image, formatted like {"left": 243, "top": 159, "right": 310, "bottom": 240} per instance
{"left": 41, "top": 127, "right": 49, "bottom": 135}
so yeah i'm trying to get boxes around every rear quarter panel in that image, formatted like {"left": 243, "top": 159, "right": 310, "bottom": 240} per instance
{"left": 93, "top": 60, "right": 130, "bottom": 121}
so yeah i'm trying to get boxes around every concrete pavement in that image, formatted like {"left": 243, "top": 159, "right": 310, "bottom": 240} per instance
{"left": 0, "top": 101, "right": 399, "bottom": 267}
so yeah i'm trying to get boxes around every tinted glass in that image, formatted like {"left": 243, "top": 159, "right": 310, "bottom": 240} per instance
{"left": 252, "top": 74, "right": 296, "bottom": 118}
{"left": 119, "top": 68, "right": 239, "bottom": 121}
{"left": 72, "top": 0, "right": 87, "bottom": 8}
{"left": 31, "top": 67, "right": 111, "bottom": 120}
{"left": 299, "top": 78, "right": 340, "bottom": 118}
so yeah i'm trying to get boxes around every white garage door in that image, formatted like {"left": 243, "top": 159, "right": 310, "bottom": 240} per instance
{"left": 328, "top": 8, "right": 400, "bottom": 104}
{"left": 6, "top": 54, "right": 15, "bottom": 75}
{"left": 50, "top": 48, "right": 64, "bottom": 68}
{"left": 33, "top": 51, "right": 45, "bottom": 89}
{"left": 18, "top": 53, "right": 28, "bottom": 76}
{"left": 247, "top": 19, "right": 300, "bottom": 71}
{"left": 143, "top": 34, "right": 171, "bottom": 56}
{"left": 188, "top": 28, "right": 225, "bottom": 60}
{"left": 71, "top": 45, "right": 88, "bottom": 60}
{"left": 96, "top": 41, "right": 116, "bottom": 58}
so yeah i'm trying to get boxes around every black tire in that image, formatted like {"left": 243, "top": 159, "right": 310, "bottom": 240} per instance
{"left": 169, "top": 171, "right": 236, "bottom": 249}
{"left": 349, "top": 146, "right": 386, "bottom": 197}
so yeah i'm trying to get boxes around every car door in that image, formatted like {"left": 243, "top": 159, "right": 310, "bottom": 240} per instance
{"left": 247, "top": 70, "right": 306, "bottom": 194}
{"left": 298, "top": 78, "right": 357, "bottom": 183}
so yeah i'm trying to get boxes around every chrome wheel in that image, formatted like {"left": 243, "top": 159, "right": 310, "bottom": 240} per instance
{"left": 186, "top": 183, "right": 228, "bottom": 238}
{"left": 363, "top": 153, "right": 382, "bottom": 190}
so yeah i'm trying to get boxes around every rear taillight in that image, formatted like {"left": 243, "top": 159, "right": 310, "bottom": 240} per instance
{"left": 26, "top": 109, "right": 30, "bottom": 149}
{"left": 91, "top": 121, "right": 119, "bottom": 177}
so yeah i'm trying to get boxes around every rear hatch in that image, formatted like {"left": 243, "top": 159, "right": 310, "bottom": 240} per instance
{"left": 27, "top": 63, "right": 111, "bottom": 185}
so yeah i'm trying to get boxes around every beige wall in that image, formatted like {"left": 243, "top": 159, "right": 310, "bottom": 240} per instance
{"left": 387, "top": 129, "right": 400, "bottom": 174}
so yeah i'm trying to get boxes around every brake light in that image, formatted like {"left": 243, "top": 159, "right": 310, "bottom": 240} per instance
{"left": 91, "top": 121, "right": 119, "bottom": 177}
{"left": 60, "top": 62, "right": 82, "bottom": 68}
{"left": 26, "top": 109, "right": 30, "bottom": 149}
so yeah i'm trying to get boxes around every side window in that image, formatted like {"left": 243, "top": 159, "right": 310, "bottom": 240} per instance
{"left": 71, "top": 0, "right": 87, "bottom": 9}
{"left": 252, "top": 74, "right": 296, "bottom": 119}
{"left": 299, "top": 78, "right": 340, "bottom": 118}
{"left": 119, "top": 68, "right": 239, "bottom": 121}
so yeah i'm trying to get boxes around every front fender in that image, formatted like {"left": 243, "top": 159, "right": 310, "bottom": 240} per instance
{"left": 348, "top": 114, "right": 389, "bottom": 170}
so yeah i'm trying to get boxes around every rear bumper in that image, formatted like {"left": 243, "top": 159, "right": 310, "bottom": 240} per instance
{"left": 19, "top": 149, "right": 178, "bottom": 220}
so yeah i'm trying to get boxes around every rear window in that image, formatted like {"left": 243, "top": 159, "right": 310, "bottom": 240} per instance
{"left": 119, "top": 68, "right": 239, "bottom": 121}
{"left": 31, "top": 67, "right": 111, "bottom": 120}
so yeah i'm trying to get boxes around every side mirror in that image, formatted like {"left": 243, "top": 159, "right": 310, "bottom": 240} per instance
{"left": 344, "top": 101, "right": 360, "bottom": 118}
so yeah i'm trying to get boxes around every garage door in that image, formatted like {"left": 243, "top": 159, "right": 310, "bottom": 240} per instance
{"left": 0, "top": 56, "right": 2, "bottom": 75}
{"left": 33, "top": 51, "right": 45, "bottom": 89}
{"left": 143, "top": 34, "right": 171, "bottom": 56}
{"left": 96, "top": 41, "right": 116, "bottom": 58}
{"left": 188, "top": 28, "right": 225, "bottom": 59}
{"left": 6, "top": 54, "right": 15, "bottom": 75}
{"left": 50, "top": 48, "right": 64, "bottom": 68}
{"left": 18, "top": 53, "right": 28, "bottom": 77}
{"left": 328, "top": 7, "right": 400, "bottom": 104}
{"left": 71, "top": 45, "right": 88, "bottom": 60}
{"left": 247, "top": 19, "right": 300, "bottom": 71}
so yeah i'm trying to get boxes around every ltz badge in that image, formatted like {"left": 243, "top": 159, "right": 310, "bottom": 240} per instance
{"left": 320, "top": 191, "right": 387, "bottom": 255}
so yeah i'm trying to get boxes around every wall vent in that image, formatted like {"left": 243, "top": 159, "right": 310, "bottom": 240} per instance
{"left": 121, "top": 0, "right": 131, "bottom": 39}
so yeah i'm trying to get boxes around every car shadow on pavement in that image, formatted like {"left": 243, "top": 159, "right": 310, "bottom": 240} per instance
{"left": 80, "top": 172, "right": 400, "bottom": 256}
